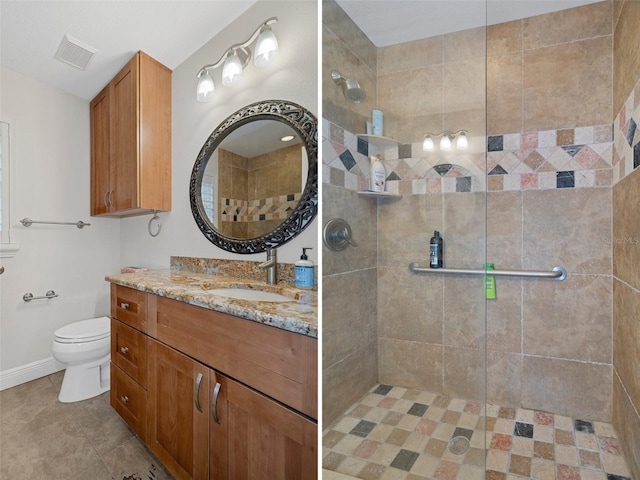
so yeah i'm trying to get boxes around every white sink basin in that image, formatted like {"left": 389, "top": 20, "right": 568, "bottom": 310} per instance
{"left": 206, "top": 288, "right": 295, "bottom": 303}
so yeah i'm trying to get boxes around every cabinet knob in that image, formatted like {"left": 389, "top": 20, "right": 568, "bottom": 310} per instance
{"left": 120, "top": 395, "right": 129, "bottom": 404}
{"left": 120, "top": 302, "right": 129, "bottom": 310}
{"left": 120, "top": 346, "right": 129, "bottom": 354}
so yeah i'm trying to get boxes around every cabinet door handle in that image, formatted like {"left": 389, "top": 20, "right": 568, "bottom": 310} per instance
{"left": 120, "top": 302, "right": 129, "bottom": 310}
{"left": 108, "top": 190, "right": 114, "bottom": 209}
{"left": 120, "top": 346, "right": 129, "bottom": 354}
{"left": 211, "top": 382, "right": 221, "bottom": 424}
{"left": 194, "top": 373, "right": 203, "bottom": 413}
{"left": 103, "top": 191, "right": 109, "bottom": 209}
{"left": 120, "top": 395, "right": 129, "bottom": 404}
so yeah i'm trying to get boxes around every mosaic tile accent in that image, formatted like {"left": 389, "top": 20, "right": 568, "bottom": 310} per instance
{"left": 323, "top": 384, "right": 634, "bottom": 480}
{"left": 613, "top": 75, "right": 640, "bottom": 185}
{"left": 323, "top": 119, "right": 615, "bottom": 195}
{"left": 220, "top": 193, "right": 300, "bottom": 223}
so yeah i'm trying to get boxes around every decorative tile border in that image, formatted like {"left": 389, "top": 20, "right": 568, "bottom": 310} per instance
{"left": 613, "top": 75, "right": 640, "bottom": 185}
{"left": 322, "top": 117, "right": 616, "bottom": 194}
{"left": 220, "top": 193, "right": 300, "bottom": 223}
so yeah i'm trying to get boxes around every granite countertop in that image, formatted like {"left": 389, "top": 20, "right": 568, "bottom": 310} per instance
{"left": 106, "top": 264, "right": 318, "bottom": 338}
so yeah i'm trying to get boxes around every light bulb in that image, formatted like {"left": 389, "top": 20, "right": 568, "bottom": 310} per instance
{"left": 456, "top": 131, "right": 468, "bottom": 149}
{"left": 422, "top": 135, "right": 435, "bottom": 151}
{"left": 254, "top": 27, "right": 279, "bottom": 67}
{"left": 440, "top": 134, "right": 452, "bottom": 150}
{"left": 196, "top": 70, "right": 215, "bottom": 102}
{"left": 222, "top": 51, "right": 243, "bottom": 86}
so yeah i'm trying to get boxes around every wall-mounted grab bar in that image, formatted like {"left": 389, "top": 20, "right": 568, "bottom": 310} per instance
{"left": 20, "top": 218, "right": 90, "bottom": 229}
{"left": 408, "top": 263, "right": 567, "bottom": 281}
{"left": 23, "top": 290, "right": 59, "bottom": 302}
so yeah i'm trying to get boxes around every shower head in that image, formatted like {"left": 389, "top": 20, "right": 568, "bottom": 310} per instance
{"left": 331, "top": 70, "right": 366, "bottom": 104}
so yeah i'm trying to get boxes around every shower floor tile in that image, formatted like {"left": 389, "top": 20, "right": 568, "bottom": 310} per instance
{"left": 322, "top": 384, "right": 633, "bottom": 480}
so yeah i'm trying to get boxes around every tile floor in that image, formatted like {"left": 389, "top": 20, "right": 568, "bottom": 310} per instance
{"left": 0, "top": 372, "right": 174, "bottom": 480}
{"left": 322, "top": 384, "right": 633, "bottom": 480}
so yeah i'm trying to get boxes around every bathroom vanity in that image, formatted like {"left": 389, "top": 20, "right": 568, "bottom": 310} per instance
{"left": 106, "top": 264, "right": 317, "bottom": 480}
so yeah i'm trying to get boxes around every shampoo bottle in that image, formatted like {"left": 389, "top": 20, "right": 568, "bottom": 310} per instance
{"left": 429, "top": 231, "right": 443, "bottom": 268}
{"left": 295, "top": 248, "right": 314, "bottom": 289}
{"left": 370, "top": 156, "right": 386, "bottom": 192}
{"left": 483, "top": 263, "right": 496, "bottom": 299}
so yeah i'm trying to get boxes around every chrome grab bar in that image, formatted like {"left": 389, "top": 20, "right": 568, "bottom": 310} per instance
{"left": 20, "top": 218, "right": 90, "bottom": 229}
{"left": 23, "top": 290, "right": 59, "bottom": 302}
{"left": 408, "top": 263, "right": 567, "bottom": 281}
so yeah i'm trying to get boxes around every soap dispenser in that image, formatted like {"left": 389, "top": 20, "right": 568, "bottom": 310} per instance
{"left": 295, "top": 248, "right": 314, "bottom": 289}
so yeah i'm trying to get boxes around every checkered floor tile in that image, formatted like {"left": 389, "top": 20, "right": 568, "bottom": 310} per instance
{"left": 322, "top": 384, "right": 633, "bottom": 480}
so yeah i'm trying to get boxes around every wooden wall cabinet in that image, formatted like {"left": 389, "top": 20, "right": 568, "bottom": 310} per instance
{"left": 90, "top": 51, "right": 171, "bottom": 217}
{"left": 109, "top": 284, "right": 317, "bottom": 480}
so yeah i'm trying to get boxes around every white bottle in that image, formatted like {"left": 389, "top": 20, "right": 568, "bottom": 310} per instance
{"left": 372, "top": 110, "right": 383, "bottom": 136}
{"left": 294, "top": 248, "right": 314, "bottom": 289}
{"left": 370, "top": 156, "right": 386, "bottom": 192}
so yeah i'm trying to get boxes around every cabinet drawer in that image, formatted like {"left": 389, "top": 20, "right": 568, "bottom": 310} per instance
{"left": 111, "top": 284, "right": 146, "bottom": 332}
{"left": 110, "top": 363, "right": 146, "bottom": 441}
{"left": 111, "top": 319, "right": 147, "bottom": 387}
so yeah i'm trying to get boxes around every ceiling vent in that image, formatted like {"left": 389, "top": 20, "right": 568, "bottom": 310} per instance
{"left": 54, "top": 34, "right": 97, "bottom": 71}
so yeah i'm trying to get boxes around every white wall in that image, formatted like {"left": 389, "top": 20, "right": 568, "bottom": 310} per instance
{"left": 0, "top": 68, "right": 121, "bottom": 380}
{"left": 120, "top": 0, "right": 319, "bottom": 269}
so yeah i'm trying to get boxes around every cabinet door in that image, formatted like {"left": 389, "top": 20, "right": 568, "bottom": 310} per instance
{"left": 90, "top": 85, "right": 111, "bottom": 215}
{"left": 211, "top": 375, "right": 317, "bottom": 480}
{"left": 147, "top": 339, "right": 209, "bottom": 480}
{"left": 110, "top": 54, "right": 139, "bottom": 213}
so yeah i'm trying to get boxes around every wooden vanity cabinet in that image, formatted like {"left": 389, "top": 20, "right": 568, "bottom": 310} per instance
{"left": 90, "top": 51, "right": 171, "bottom": 217}
{"left": 110, "top": 285, "right": 318, "bottom": 480}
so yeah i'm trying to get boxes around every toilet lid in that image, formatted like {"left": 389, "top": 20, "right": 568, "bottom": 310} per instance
{"left": 54, "top": 316, "right": 110, "bottom": 343}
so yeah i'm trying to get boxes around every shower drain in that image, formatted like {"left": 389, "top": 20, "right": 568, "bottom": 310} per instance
{"left": 447, "top": 436, "right": 471, "bottom": 455}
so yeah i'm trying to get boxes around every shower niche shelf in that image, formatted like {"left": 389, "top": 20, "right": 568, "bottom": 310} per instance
{"left": 357, "top": 191, "right": 401, "bottom": 198}
{"left": 357, "top": 134, "right": 400, "bottom": 147}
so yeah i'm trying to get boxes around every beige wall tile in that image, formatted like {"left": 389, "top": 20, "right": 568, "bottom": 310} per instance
{"left": 523, "top": 274, "right": 612, "bottom": 363}
{"left": 488, "top": 20, "right": 521, "bottom": 57}
{"left": 522, "top": 356, "right": 612, "bottom": 421}
{"left": 444, "top": 27, "right": 486, "bottom": 63}
{"left": 378, "top": 338, "right": 443, "bottom": 393}
{"left": 377, "top": 35, "right": 443, "bottom": 75}
{"left": 613, "top": 169, "right": 640, "bottom": 289}
{"left": 323, "top": 342, "right": 378, "bottom": 429}
{"left": 613, "top": 0, "right": 640, "bottom": 114}
{"left": 612, "top": 373, "right": 640, "bottom": 480}
{"left": 323, "top": 184, "right": 377, "bottom": 276}
{"left": 522, "top": 1, "right": 612, "bottom": 50}
{"left": 378, "top": 266, "right": 443, "bottom": 344}
{"left": 443, "top": 346, "right": 485, "bottom": 402}
{"left": 487, "top": 191, "right": 522, "bottom": 268}
{"left": 613, "top": 279, "right": 640, "bottom": 409}
{"left": 444, "top": 58, "right": 486, "bottom": 115}
{"left": 378, "top": 194, "right": 443, "bottom": 268}
{"left": 323, "top": 268, "right": 378, "bottom": 369}
{"left": 487, "top": 53, "right": 522, "bottom": 135}
{"left": 443, "top": 192, "right": 486, "bottom": 267}
{"left": 523, "top": 188, "right": 612, "bottom": 274}
{"left": 443, "top": 276, "right": 485, "bottom": 349}
{"left": 487, "top": 351, "right": 522, "bottom": 407}
{"left": 523, "top": 36, "right": 613, "bottom": 131}
{"left": 487, "top": 278, "right": 522, "bottom": 353}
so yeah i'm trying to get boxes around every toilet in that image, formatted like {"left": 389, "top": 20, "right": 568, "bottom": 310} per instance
{"left": 51, "top": 316, "right": 111, "bottom": 403}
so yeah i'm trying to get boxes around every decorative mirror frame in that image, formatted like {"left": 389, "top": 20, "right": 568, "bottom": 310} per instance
{"left": 190, "top": 100, "right": 318, "bottom": 254}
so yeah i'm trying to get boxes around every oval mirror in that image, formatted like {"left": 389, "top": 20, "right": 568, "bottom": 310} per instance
{"left": 190, "top": 100, "right": 318, "bottom": 254}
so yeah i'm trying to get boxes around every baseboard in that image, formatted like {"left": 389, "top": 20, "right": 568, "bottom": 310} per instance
{"left": 0, "top": 356, "right": 65, "bottom": 391}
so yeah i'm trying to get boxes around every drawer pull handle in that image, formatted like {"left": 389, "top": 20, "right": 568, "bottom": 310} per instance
{"left": 120, "top": 302, "right": 129, "bottom": 310}
{"left": 194, "top": 373, "right": 203, "bottom": 413}
{"left": 120, "top": 395, "right": 129, "bottom": 404}
{"left": 212, "top": 382, "right": 221, "bottom": 424}
{"left": 120, "top": 346, "right": 129, "bottom": 354}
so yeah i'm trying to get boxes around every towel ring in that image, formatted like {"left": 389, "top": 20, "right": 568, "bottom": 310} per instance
{"left": 148, "top": 211, "right": 162, "bottom": 237}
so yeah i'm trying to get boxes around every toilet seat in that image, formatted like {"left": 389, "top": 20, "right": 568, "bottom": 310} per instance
{"left": 54, "top": 316, "right": 110, "bottom": 344}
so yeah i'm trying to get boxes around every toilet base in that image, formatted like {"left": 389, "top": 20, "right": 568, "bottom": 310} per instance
{"left": 58, "top": 354, "right": 110, "bottom": 403}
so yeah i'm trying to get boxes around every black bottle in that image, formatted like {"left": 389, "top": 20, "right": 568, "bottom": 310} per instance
{"left": 430, "top": 231, "right": 443, "bottom": 268}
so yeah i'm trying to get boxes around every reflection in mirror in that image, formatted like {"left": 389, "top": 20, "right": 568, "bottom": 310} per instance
{"left": 190, "top": 100, "right": 318, "bottom": 254}
{"left": 200, "top": 120, "right": 307, "bottom": 239}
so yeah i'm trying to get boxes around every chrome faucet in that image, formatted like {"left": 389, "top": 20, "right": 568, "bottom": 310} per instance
{"left": 258, "top": 247, "right": 278, "bottom": 285}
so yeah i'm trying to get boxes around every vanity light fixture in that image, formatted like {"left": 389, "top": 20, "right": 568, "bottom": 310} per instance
{"left": 281, "top": 134, "right": 295, "bottom": 142}
{"left": 196, "top": 17, "right": 279, "bottom": 102}
{"left": 422, "top": 130, "right": 468, "bottom": 151}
